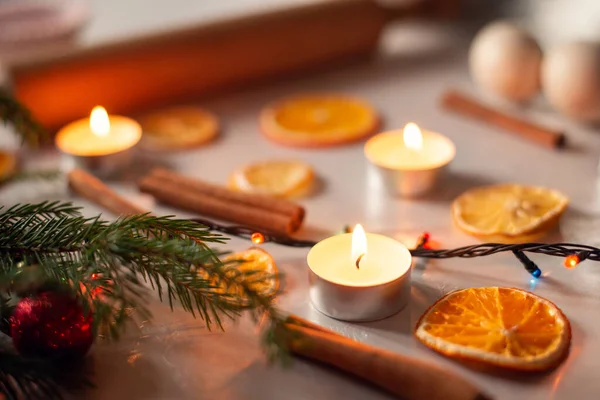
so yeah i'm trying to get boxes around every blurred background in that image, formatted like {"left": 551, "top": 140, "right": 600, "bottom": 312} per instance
{"left": 2, "top": 0, "right": 600, "bottom": 53}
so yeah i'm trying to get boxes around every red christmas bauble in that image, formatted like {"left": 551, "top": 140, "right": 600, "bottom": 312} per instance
{"left": 10, "top": 291, "right": 93, "bottom": 359}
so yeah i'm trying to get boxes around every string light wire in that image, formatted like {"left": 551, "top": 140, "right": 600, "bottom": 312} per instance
{"left": 192, "top": 218, "right": 588, "bottom": 277}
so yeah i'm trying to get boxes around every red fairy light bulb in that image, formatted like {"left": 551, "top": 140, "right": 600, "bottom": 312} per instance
{"left": 416, "top": 232, "right": 431, "bottom": 249}
{"left": 564, "top": 254, "right": 580, "bottom": 269}
{"left": 251, "top": 232, "right": 265, "bottom": 244}
{"left": 422, "top": 232, "right": 431, "bottom": 248}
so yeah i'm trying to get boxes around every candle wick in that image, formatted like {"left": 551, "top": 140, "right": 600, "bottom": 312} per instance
{"left": 355, "top": 254, "right": 364, "bottom": 269}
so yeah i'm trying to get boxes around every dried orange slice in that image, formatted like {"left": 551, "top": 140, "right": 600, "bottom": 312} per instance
{"left": 220, "top": 248, "right": 279, "bottom": 306}
{"left": 139, "top": 106, "right": 219, "bottom": 150}
{"left": 452, "top": 184, "right": 568, "bottom": 243}
{"left": 260, "top": 94, "right": 379, "bottom": 147}
{"left": 415, "top": 287, "right": 571, "bottom": 371}
{"left": 229, "top": 160, "right": 314, "bottom": 198}
{"left": 0, "top": 150, "right": 17, "bottom": 181}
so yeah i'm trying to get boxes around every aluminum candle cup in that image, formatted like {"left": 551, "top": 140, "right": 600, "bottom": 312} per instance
{"left": 307, "top": 226, "right": 412, "bottom": 322}
{"left": 55, "top": 107, "right": 142, "bottom": 178}
{"left": 58, "top": 147, "right": 135, "bottom": 178}
{"left": 364, "top": 123, "right": 456, "bottom": 197}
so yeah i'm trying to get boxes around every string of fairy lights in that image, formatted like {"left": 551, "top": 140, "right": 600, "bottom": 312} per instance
{"left": 191, "top": 217, "right": 593, "bottom": 278}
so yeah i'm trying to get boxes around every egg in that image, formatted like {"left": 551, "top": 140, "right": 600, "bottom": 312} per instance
{"left": 542, "top": 42, "right": 600, "bottom": 122}
{"left": 469, "top": 21, "right": 542, "bottom": 102}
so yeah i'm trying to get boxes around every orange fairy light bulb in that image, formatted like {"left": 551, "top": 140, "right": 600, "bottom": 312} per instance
{"left": 564, "top": 254, "right": 580, "bottom": 269}
{"left": 251, "top": 232, "right": 265, "bottom": 244}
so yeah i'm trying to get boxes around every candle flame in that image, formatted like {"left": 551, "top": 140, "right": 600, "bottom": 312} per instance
{"left": 403, "top": 122, "right": 423, "bottom": 151}
{"left": 90, "top": 106, "right": 110, "bottom": 137}
{"left": 352, "top": 224, "right": 367, "bottom": 269}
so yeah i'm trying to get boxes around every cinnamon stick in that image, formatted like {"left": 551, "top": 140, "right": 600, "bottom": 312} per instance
{"left": 441, "top": 89, "right": 566, "bottom": 149}
{"left": 284, "top": 316, "right": 491, "bottom": 400}
{"left": 149, "top": 168, "right": 304, "bottom": 226}
{"left": 285, "top": 315, "right": 337, "bottom": 335}
{"left": 68, "top": 169, "right": 146, "bottom": 215}
{"left": 139, "top": 174, "right": 297, "bottom": 235}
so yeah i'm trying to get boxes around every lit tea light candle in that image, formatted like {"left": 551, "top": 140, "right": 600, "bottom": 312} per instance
{"left": 364, "top": 123, "right": 456, "bottom": 197}
{"left": 56, "top": 106, "right": 142, "bottom": 176}
{"left": 307, "top": 224, "right": 412, "bottom": 321}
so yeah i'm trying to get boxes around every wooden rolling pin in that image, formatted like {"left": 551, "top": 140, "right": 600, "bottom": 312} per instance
{"left": 284, "top": 315, "right": 491, "bottom": 400}
{"left": 9, "top": 0, "right": 458, "bottom": 129}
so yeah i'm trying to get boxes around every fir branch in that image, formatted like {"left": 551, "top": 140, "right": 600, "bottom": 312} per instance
{"left": 0, "top": 202, "right": 288, "bottom": 398}
{"left": 0, "top": 201, "right": 82, "bottom": 223}
{"left": 0, "top": 202, "right": 283, "bottom": 338}
{"left": 0, "top": 89, "right": 47, "bottom": 146}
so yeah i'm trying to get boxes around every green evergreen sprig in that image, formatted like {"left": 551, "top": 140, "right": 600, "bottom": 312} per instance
{"left": 0, "top": 89, "right": 47, "bottom": 146}
{"left": 0, "top": 201, "right": 286, "bottom": 399}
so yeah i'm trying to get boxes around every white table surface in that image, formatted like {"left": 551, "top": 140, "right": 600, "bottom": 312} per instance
{"left": 4, "top": 15, "right": 600, "bottom": 400}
